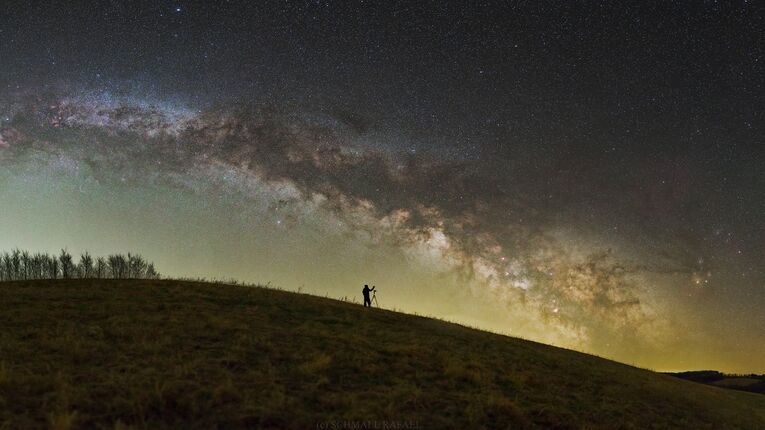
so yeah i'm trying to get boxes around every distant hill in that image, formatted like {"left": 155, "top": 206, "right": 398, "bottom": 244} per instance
{"left": 1, "top": 280, "right": 765, "bottom": 429}
{"left": 666, "top": 371, "right": 765, "bottom": 395}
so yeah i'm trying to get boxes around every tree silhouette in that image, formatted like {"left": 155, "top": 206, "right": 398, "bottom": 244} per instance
{"left": 95, "top": 257, "right": 107, "bottom": 279}
{"left": 108, "top": 254, "right": 125, "bottom": 279}
{"left": 59, "top": 249, "right": 74, "bottom": 280}
{"left": 0, "top": 249, "right": 161, "bottom": 281}
{"left": 146, "top": 263, "right": 159, "bottom": 279}
{"left": 1, "top": 252, "right": 10, "bottom": 281}
{"left": 50, "top": 257, "right": 59, "bottom": 280}
{"left": 128, "top": 254, "right": 147, "bottom": 279}
{"left": 79, "top": 252, "right": 94, "bottom": 278}
{"left": 21, "top": 251, "right": 30, "bottom": 280}
{"left": 11, "top": 249, "right": 21, "bottom": 280}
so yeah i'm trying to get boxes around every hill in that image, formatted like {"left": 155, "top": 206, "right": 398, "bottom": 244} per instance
{"left": 666, "top": 371, "right": 765, "bottom": 396}
{"left": 1, "top": 280, "right": 764, "bottom": 429}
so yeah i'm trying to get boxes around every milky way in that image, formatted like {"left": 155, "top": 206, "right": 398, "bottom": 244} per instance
{"left": 1, "top": 1, "right": 763, "bottom": 372}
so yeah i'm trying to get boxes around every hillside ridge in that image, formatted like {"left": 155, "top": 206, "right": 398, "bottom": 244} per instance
{"left": 1, "top": 279, "right": 764, "bottom": 429}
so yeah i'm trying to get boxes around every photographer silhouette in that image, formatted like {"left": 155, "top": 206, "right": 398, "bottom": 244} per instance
{"left": 362, "top": 284, "right": 376, "bottom": 307}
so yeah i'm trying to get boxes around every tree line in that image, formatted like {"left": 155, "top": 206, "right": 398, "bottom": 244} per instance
{"left": 0, "top": 249, "right": 160, "bottom": 282}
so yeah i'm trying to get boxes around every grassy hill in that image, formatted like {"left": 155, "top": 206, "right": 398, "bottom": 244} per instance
{"left": 1, "top": 280, "right": 764, "bottom": 429}
{"left": 666, "top": 371, "right": 765, "bottom": 396}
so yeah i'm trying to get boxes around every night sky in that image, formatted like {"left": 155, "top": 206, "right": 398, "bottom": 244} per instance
{"left": 1, "top": 1, "right": 763, "bottom": 372}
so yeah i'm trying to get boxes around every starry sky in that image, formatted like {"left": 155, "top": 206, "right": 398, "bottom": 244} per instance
{"left": 1, "top": 1, "right": 763, "bottom": 373}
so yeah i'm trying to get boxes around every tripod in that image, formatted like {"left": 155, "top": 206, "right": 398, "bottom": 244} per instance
{"left": 372, "top": 290, "right": 379, "bottom": 307}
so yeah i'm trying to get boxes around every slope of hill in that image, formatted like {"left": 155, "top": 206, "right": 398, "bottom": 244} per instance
{"left": 1, "top": 280, "right": 764, "bottom": 429}
{"left": 667, "top": 371, "right": 765, "bottom": 395}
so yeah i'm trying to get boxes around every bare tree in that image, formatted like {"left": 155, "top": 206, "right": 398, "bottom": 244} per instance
{"left": 79, "top": 252, "right": 94, "bottom": 278}
{"left": 20, "top": 251, "right": 30, "bottom": 280}
{"left": 10, "top": 249, "right": 21, "bottom": 280}
{"left": 108, "top": 254, "right": 127, "bottom": 279}
{"left": 26, "top": 253, "right": 36, "bottom": 280}
{"left": 0, "top": 252, "right": 8, "bottom": 281}
{"left": 95, "top": 257, "right": 107, "bottom": 279}
{"left": 0, "top": 249, "right": 159, "bottom": 282}
{"left": 1, "top": 253, "right": 7, "bottom": 281}
{"left": 127, "top": 254, "right": 147, "bottom": 279}
{"left": 31, "top": 253, "right": 45, "bottom": 279}
{"left": 59, "top": 249, "right": 74, "bottom": 280}
{"left": 146, "top": 263, "right": 160, "bottom": 279}
{"left": 50, "top": 257, "right": 59, "bottom": 280}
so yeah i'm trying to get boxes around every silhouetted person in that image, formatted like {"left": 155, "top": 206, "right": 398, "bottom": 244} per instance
{"left": 362, "top": 284, "right": 375, "bottom": 307}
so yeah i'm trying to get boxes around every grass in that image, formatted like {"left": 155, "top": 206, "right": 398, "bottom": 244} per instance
{"left": 666, "top": 371, "right": 765, "bottom": 395}
{"left": 1, "top": 279, "right": 764, "bottom": 429}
